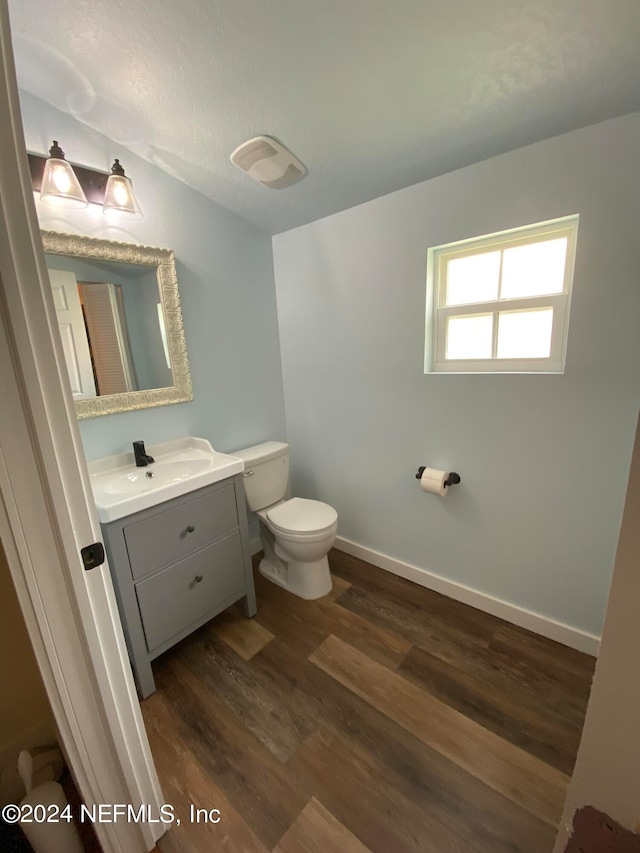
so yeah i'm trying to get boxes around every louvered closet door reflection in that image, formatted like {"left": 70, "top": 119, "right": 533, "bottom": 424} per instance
{"left": 79, "top": 281, "right": 137, "bottom": 395}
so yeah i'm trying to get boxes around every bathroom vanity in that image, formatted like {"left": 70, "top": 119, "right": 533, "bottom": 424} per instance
{"left": 91, "top": 438, "right": 256, "bottom": 698}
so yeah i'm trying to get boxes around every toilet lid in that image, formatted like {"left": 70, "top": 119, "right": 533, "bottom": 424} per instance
{"left": 266, "top": 497, "right": 337, "bottom": 534}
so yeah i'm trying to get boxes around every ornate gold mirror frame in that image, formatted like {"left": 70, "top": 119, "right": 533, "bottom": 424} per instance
{"left": 42, "top": 230, "right": 193, "bottom": 418}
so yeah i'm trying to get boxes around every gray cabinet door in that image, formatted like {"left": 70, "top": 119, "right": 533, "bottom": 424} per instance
{"left": 101, "top": 474, "right": 256, "bottom": 698}
{"left": 124, "top": 483, "right": 238, "bottom": 579}
{"left": 135, "top": 530, "right": 245, "bottom": 652}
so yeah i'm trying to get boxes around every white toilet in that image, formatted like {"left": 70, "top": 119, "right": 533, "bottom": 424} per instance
{"left": 234, "top": 441, "right": 337, "bottom": 600}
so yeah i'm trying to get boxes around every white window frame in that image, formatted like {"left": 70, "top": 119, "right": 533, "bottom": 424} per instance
{"left": 425, "top": 215, "right": 579, "bottom": 374}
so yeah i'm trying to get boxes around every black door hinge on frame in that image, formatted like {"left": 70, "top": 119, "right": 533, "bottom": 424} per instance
{"left": 81, "top": 542, "right": 105, "bottom": 571}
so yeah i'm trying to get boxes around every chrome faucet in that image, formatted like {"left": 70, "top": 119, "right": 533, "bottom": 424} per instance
{"left": 133, "top": 440, "right": 155, "bottom": 467}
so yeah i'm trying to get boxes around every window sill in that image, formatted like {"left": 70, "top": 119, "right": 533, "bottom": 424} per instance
{"left": 426, "top": 358, "right": 565, "bottom": 374}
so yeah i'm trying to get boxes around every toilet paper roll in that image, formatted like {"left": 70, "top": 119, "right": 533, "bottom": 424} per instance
{"left": 420, "top": 467, "right": 450, "bottom": 497}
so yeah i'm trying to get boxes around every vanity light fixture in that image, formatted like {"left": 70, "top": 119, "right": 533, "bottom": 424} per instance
{"left": 40, "top": 141, "right": 88, "bottom": 209}
{"left": 28, "top": 142, "right": 143, "bottom": 219}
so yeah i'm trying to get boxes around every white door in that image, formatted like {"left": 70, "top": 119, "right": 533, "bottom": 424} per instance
{"left": 0, "top": 2, "right": 163, "bottom": 851}
{"left": 49, "top": 268, "right": 97, "bottom": 399}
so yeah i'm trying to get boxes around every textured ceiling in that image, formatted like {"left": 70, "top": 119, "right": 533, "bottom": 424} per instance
{"left": 8, "top": 0, "right": 640, "bottom": 234}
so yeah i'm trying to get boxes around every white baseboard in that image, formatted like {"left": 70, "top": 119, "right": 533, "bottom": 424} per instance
{"left": 334, "top": 536, "right": 600, "bottom": 657}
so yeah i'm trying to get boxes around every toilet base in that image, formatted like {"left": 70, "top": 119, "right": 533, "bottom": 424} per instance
{"left": 259, "top": 551, "right": 332, "bottom": 600}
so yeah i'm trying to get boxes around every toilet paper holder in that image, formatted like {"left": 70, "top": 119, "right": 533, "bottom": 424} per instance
{"left": 415, "top": 467, "right": 461, "bottom": 487}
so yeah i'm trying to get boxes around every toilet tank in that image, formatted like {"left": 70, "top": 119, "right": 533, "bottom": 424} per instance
{"left": 233, "top": 441, "right": 289, "bottom": 511}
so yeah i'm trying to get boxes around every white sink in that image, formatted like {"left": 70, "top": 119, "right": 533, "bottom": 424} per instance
{"left": 89, "top": 437, "right": 245, "bottom": 523}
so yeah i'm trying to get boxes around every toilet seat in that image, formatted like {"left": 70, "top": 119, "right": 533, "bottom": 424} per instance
{"left": 266, "top": 497, "right": 337, "bottom": 536}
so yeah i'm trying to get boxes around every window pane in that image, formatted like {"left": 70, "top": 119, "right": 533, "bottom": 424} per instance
{"left": 497, "top": 308, "right": 553, "bottom": 359}
{"left": 446, "top": 314, "right": 493, "bottom": 360}
{"left": 445, "top": 251, "right": 500, "bottom": 306}
{"left": 500, "top": 238, "right": 567, "bottom": 299}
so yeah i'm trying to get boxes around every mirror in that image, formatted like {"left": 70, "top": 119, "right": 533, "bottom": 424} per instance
{"left": 42, "top": 231, "right": 193, "bottom": 418}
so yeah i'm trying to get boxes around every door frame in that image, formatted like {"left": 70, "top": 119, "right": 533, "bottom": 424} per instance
{"left": 0, "top": 3, "right": 163, "bottom": 851}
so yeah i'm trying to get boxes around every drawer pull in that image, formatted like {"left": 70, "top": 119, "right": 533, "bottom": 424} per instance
{"left": 186, "top": 525, "right": 195, "bottom": 534}
{"left": 194, "top": 574, "right": 203, "bottom": 584}
{"left": 242, "top": 470, "right": 255, "bottom": 477}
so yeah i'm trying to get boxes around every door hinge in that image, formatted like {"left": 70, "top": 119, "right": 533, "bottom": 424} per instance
{"left": 81, "top": 542, "right": 105, "bottom": 571}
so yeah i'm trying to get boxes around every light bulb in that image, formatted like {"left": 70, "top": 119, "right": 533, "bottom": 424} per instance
{"left": 51, "top": 163, "right": 72, "bottom": 193}
{"left": 40, "top": 141, "right": 88, "bottom": 210}
{"left": 103, "top": 160, "right": 142, "bottom": 219}
{"left": 113, "top": 178, "right": 131, "bottom": 206}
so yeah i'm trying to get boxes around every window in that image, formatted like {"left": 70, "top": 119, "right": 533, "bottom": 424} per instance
{"left": 425, "top": 216, "right": 578, "bottom": 373}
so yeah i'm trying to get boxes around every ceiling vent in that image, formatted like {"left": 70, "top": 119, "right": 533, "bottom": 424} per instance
{"left": 230, "top": 136, "right": 306, "bottom": 189}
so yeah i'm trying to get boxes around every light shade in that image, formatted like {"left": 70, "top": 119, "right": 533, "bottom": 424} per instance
{"left": 40, "top": 141, "right": 88, "bottom": 209}
{"left": 103, "top": 159, "right": 142, "bottom": 219}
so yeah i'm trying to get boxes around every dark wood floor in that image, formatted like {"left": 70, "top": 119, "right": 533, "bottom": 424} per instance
{"left": 144, "top": 549, "right": 595, "bottom": 853}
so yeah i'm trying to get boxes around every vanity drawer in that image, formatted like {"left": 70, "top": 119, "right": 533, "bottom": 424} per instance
{"left": 136, "top": 530, "right": 244, "bottom": 653}
{"left": 124, "top": 483, "right": 238, "bottom": 579}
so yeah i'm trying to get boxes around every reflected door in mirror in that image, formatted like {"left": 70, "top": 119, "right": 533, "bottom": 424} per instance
{"left": 49, "top": 269, "right": 97, "bottom": 400}
{"left": 46, "top": 252, "right": 174, "bottom": 399}
{"left": 49, "top": 270, "right": 137, "bottom": 397}
{"left": 79, "top": 281, "right": 137, "bottom": 395}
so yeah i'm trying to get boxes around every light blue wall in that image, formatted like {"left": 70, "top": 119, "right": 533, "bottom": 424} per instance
{"left": 20, "top": 91, "right": 286, "bottom": 460}
{"left": 124, "top": 267, "right": 173, "bottom": 391}
{"left": 272, "top": 113, "right": 640, "bottom": 637}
